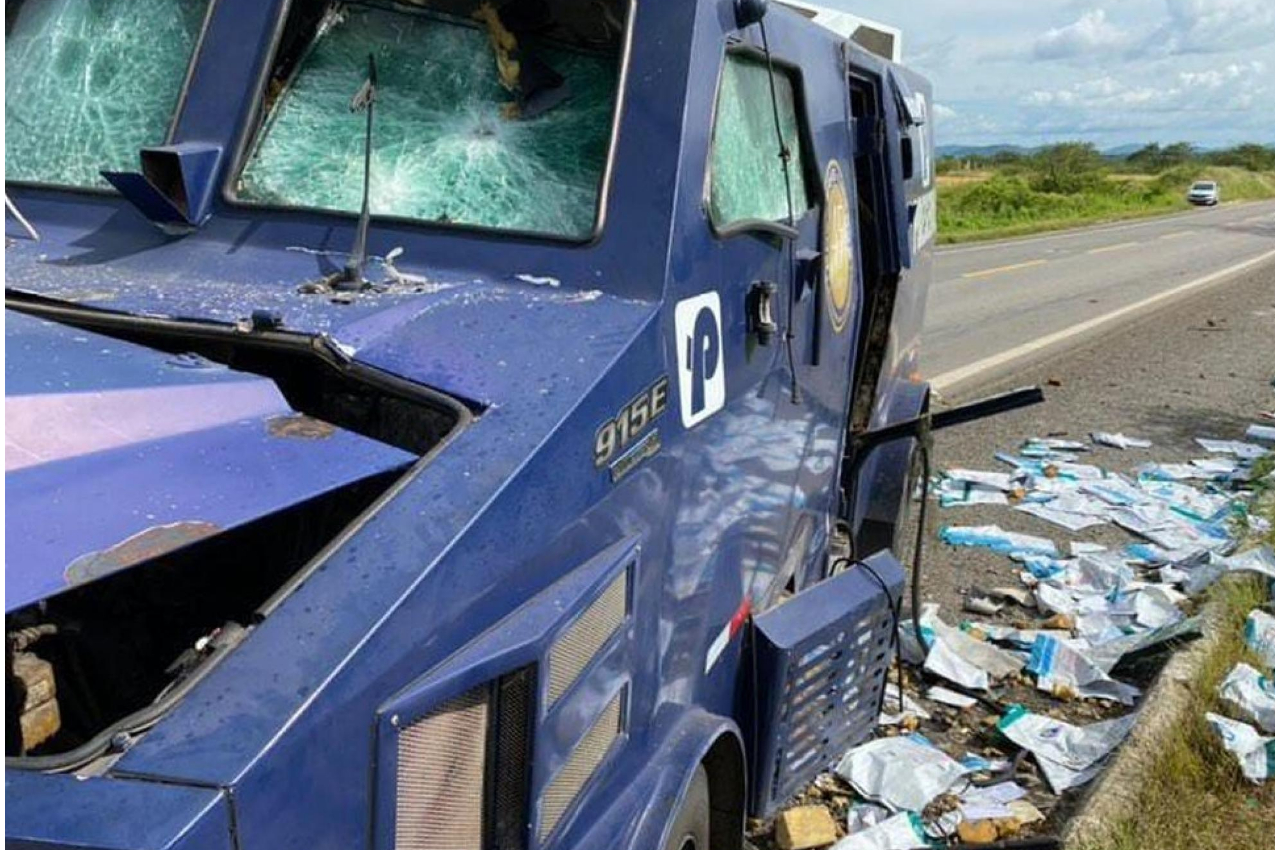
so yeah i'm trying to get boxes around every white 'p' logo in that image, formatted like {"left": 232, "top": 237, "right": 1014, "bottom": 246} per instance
{"left": 674, "top": 292, "right": 725, "bottom": 428}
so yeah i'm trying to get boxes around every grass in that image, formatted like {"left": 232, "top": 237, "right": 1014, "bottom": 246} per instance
{"left": 937, "top": 166, "right": 1275, "bottom": 244}
{"left": 1075, "top": 468, "right": 1275, "bottom": 850}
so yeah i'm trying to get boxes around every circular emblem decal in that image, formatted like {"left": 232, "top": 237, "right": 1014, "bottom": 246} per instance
{"left": 822, "top": 160, "right": 854, "bottom": 333}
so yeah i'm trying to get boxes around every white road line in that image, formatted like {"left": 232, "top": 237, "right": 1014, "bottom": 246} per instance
{"left": 935, "top": 201, "right": 1264, "bottom": 256}
{"left": 930, "top": 250, "right": 1276, "bottom": 391}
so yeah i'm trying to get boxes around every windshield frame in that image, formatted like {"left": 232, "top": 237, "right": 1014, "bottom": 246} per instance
{"left": 3, "top": 0, "right": 221, "bottom": 196}
{"left": 221, "top": 0, "right": 637, "bottom": 246}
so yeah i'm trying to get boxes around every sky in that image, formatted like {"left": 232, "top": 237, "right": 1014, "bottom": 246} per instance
{"left": 828, "top": 0, "right": 1276, "bottom": 149}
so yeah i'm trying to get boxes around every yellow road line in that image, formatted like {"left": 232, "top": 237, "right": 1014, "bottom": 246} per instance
{"left": 930, "top": 250, "right": 1276, "bottom": 392}
{"left": 1087, "top": 241, "right": 1140, "bottom": 255}
{"left": 1158, "top": 230, "right": 1194, "bottom": 240}
{"left": 962, "top": 258, "right": 1048, "bottom": 279}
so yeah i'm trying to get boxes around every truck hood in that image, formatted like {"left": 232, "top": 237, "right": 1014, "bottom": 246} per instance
{"left": 5, "top": 221, "right": 657, "bottom": 615}
{"left": 5, "top": 309, "right": 417, "bottom": 613}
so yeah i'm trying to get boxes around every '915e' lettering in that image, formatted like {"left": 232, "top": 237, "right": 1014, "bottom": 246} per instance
{"left": 594, "top": 377, "right": 669, "bottom": 468}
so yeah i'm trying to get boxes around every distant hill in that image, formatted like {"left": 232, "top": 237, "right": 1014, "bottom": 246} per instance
{"left": 1101, "top": 143, "right": 1145, "bottom": 157}
{"left": 937, "top": 144, "right": 1035, "bottom": 158}
{"left": 940, "top": 142, "right": 1273, "bottom": 160}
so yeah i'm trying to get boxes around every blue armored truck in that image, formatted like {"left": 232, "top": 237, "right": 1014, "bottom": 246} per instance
{"left": 2, "top": 1, "right": 1007, "bottom": 848}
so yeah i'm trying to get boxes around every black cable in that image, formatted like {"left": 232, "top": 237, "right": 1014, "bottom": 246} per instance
{"left": 833, "top": 556, "right": 904, "bottom": 715}
{"left": 756, "top": 20, "right": 800, "bottom": 405}
{"left": 911, "top": 430, "right": 932, "bottom": 654}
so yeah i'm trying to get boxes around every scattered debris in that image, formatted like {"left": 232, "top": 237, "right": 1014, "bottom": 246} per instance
{"left": 1245, "top": 609, "right": 1275, "bottom": 669}
{"left": 1025, "top": 634, "right": 1141, "bottom": 705}
{"left": 924, "top": 685, "right": 977, "bottom": 709}
{"left": 1246, "top": 424, "right": 1275, "bottom": 443}
{"left": 776, "top": 806, "right": 839, "bottom": 850}
{"left": 1217, "top": 662, "right": 1275, "bottom": 733}
{"left": 831, "top": 812, "right": 929, "bottom": 850}
{"left": 963, "top": 594, "right": 1004, "bottom": 616}
{"left": 1091, "top": 432, "right": 1152, "bottom": 450}
{"left": 770, "top": 427, "right": 1274, "bottom": 844}
{"left": 834, "top": 736, "right": 968, "bottom": 813}
{"left": 878, "top": 684, "right": 931, "bottom": 727}
{"left": 1205, "top": 712, "right": 1275, "bottom": 783}
{"left": 997, "top": 706, "right": 1138, "bottom": 793}
{"left": 938, "top": 526, "right": 1058, "bottom": 557}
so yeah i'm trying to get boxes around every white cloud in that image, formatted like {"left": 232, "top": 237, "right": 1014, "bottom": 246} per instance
{"left": 1033, "top": 10, "right": 1128, "bottom": 60}
{"left": 1139, "top": 0, "right": 1275, "bottom": 56}
{"left": 1023, "top": 59, "right": 1268, "bottom": 112}
{"left": 825, "top": 0, "right": 1274, "bottom": 147}
{"left": 933, "top": 103, "right": 959, "bottom": 122}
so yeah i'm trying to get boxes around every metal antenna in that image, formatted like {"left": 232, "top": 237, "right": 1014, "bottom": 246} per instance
{"left": 340, "top": 53, "right": 378, "bottom": 289}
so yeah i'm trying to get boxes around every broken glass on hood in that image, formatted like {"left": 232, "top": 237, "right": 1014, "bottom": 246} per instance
{"left": 237, "top": 1, "right": 623, "bottom": 239}
{"left": 5, "top": 0, "right": 210, "bottom": 187}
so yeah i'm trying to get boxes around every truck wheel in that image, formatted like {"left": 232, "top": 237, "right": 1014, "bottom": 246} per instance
{"left": 663, "top": 764, "right": 710, "bottom": 850}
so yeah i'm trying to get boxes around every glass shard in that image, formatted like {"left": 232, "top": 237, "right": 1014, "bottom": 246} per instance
{"left": 5, "top": 0, "right": 209, "bottom": 187}
{"left": 238, "top": 4, "right": 619, "bottom": 239}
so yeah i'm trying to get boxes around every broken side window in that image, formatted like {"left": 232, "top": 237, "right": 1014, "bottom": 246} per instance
{"left": 4, "top": 0, "right": 210, "bottom": 188}
{"left": 235, "top": 1, "right": 627, "bottom": 240}
{"left": 708, "top": 52, "right": 813, "bottom": 229}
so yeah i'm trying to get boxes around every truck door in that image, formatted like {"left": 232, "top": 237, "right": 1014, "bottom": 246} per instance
{"left": 840, "top": 57, "right": 937, "bottom": 561}
{"left": 665, "top": 42, "right": 829, "bottom": 643}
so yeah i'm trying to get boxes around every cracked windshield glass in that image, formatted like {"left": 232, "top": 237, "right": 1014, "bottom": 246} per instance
{"left": 5, "top": 0, "right": 210, "bottom": 187}
{"left": 236, "top": 1, "right": 626, "bottom": 239}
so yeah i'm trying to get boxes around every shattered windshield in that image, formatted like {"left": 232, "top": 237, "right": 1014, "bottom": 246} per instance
{"left": 236, "top": 1, "right": 627, "bottom": 239}
{"left": 5, "top": 0, "right": 210, "bottom": 188}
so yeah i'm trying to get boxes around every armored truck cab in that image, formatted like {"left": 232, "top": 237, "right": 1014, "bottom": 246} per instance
{"left": 4, "top": 1, "right": 937, "bottom": 848}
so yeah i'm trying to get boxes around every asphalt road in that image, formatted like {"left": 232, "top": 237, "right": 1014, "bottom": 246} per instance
{"left": 923, "top": 200, "right": 1276, "bottom": 390}
{"left": 918, "top": 259, "right": 1275, "bottom": 622}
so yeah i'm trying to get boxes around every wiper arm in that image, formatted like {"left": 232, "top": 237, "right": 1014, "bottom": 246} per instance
{"left": 5, "top": 193, "right": 40, "bottom": 242}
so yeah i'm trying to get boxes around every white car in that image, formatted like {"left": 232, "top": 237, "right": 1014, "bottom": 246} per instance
{"left": 1187, "top": 180, "right": 1220, "bottom": 206}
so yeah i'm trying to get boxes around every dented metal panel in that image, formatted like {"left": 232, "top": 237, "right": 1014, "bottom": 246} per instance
{"left": 4, "top": 311, "right": 416, "bottom": 612}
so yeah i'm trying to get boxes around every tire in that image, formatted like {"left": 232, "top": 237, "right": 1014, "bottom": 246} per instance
{"left": 663, "top": 764, "right": 710, "bottom": 850}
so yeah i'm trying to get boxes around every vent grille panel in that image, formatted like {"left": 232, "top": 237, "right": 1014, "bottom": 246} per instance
{"left": 395, "top": 689, "right": 488, "bottom": 850}
{"left": 493, "top": 669, "right": 534, "bottom": 850}
{"left": 547, "top": 571, "right": 627, "bottom": 704}
{"left": 539, "top": 691, "right": 623, "bottom": 842}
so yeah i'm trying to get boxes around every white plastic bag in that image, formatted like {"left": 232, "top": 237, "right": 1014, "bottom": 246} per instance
{"left": 832, "top": 812, "right": 931, "bottom": 850}
{"left": 1218, "top": 662, "right": 1275, "bottom": 733}
{"left": 997, "top": 705, "right": 1136, "bottom": 794}
{"left": 834, "top": 736, "right": 967, "bottom": 813}
{"left": 1205, "top": 712, "right": 1275, "bottom": 783}
{"left": 1245, "top": 609, "right": 1275, "bottom": 669}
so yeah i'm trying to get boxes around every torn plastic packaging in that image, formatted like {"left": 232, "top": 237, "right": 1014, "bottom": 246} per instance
{"left": 832, "top": 812, "right": 930, "bottom": 850}
{"left": 1245, "top": 609, "right": 1275, "bottom": 669}
{"left": 834, "top": 735, "right": 967, "bottom": 813}
{"left": 939, "top": 525, "right": 1058, "bottom": 558}
{"left": 1090, "top": 432, "right": 1152, "bottom": 450}
{"left": 1025, "top": 634, "right": 1141, "bottom": 705}
{"left": 1217, "top": 662, "right": 1275, "bottom": 733}
{"left": 997, "top": 705, "right": 1137, "bottom": 794}
{"left": 1205, "top": 712, "right": 1275, "bottom": 783}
